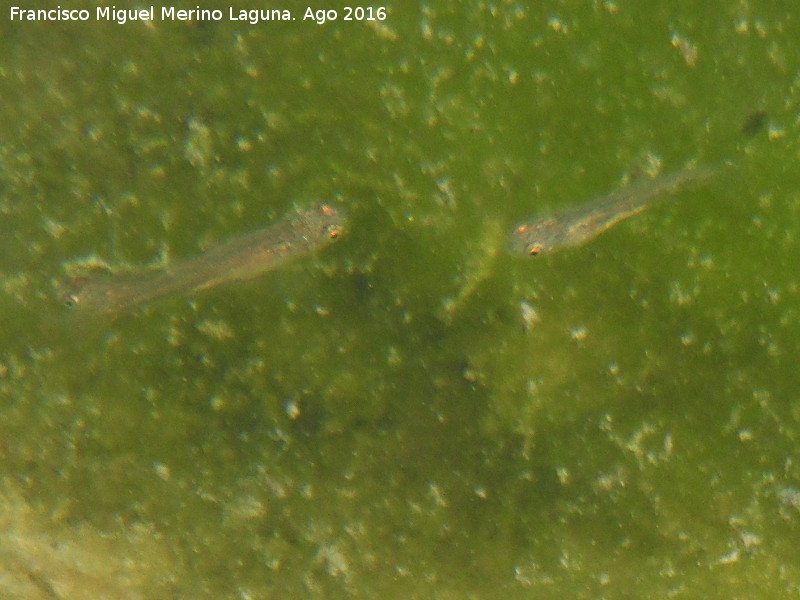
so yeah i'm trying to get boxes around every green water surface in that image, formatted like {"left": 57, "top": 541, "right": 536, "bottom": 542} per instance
{"left": 2, "top": 1, "right": 800, "bottom": 598}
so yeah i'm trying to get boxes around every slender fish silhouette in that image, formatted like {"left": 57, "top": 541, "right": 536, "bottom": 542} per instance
{"left": 508, "top": 166, "right": 719, "bottom": 256}
{"left": 62, "top": 202, "right": 346, "bottom": 314}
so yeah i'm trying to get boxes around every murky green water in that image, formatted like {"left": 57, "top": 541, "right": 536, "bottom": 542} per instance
{"left": 2, "top": 1, "right": 800, "bottom": 598}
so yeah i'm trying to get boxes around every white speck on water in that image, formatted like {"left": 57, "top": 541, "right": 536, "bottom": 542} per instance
{"left": 570, "top": 325, "right": 588, "bottom": 341}
{"left": 284, "top": 399, "right": 300, "bottom": 420}
{"left": 714, "top": 548, "right": 739, "bottom": 565}
{"left": 386, "top": 345, "right": 402, "bottom": 366}
{"left": 153, "top": 462, "right": 171, "bottom": 481}
{"left": 519, "top": 300, "right": 539, "bottom": 332}
{"left": 778, "top": 487, "right": 800, "bottom": 512}
{"left": 315, "top": 543, "right": 349, "bottom": 580}
{"left": 670, "top": 31, "right": 698, "bottom": 67}
{"left": 767, "top": 125, "right": 786, "bottom": 140}
{"left": 184, "top": 117, "right": 213, "bottom": 168}
{"left": 547, "top": 16, "right": 568, "bottom": 34}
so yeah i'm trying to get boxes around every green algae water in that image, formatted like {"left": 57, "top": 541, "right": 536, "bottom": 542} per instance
{"left": 2, "top": 2, "right": 800, "bottom": 598}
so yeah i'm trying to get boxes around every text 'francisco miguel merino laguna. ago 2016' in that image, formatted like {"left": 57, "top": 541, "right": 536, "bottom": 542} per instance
{"left": 9, "top": 6, "right": 388, "bottom": 25}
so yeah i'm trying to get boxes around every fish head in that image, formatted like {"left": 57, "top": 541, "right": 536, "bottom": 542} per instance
{"left": 303, "top": 202, "right": 348, "bottom": 242}
{"left": 507, "top": 218, "right": 560, "bottom": 256}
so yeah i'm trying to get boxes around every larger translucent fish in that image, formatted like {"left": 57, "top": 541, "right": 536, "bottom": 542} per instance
{"left": 62, "top": 202, "right": 346, "bottom": 314}
{"left": 508, "top": 166, "right": 719, "bottom": 256}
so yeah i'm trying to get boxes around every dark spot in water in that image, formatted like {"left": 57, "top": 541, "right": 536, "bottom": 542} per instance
{"left": 741, "top": 111, "right": 767, "bottom": 137}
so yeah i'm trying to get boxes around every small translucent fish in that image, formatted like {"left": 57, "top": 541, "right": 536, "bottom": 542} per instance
{"left": 61, "top": 202, "right": 346, "bottom": 314}
{"left": 507, "top": 166, "right": 719, "bottom": 256}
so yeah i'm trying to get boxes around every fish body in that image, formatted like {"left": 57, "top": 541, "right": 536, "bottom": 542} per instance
{"left": 508, "top": 166, "right": 718, "bottom": 256}
{"left": 63, "top": 202, "right": 346, "bottom": 314}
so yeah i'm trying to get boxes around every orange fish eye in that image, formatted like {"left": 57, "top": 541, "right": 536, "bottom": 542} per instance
{"left": 528, "top": 245, "right": 542, "bottom": 256}
{"left": 329, "top": 229, "right": 340, "bottom": 239}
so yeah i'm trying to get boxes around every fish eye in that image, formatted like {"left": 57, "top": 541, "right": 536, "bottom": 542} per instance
{"left": 325, "top": 224, "right": 342, "bottom": 239}
{"left": 528, "top": 245, "right": 542, "bottom": 256}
